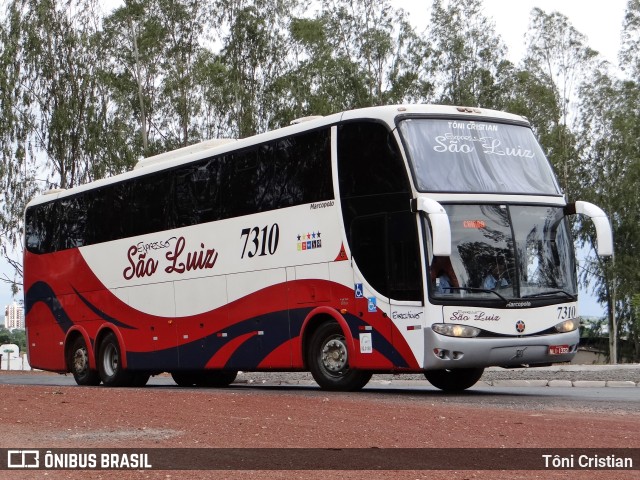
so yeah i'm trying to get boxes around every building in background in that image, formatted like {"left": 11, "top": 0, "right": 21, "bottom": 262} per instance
{"left": 4, "top": 301, "right": 24, "bottom": 330}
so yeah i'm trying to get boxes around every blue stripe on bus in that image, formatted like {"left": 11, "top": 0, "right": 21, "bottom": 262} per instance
{"left": 26, "top": 281, "right": 410, "bottom": 371}
{"left": 72, "top": 286, "right": 136, "bottom": 330}
{"left": 343, "top": 312, "right": 410, "bottom": 369}
{"left": 25, "top": 281, "right": 137, "bottom": 333}
{"left": 128, "top": 309, "right": 409, "bottom": 371}
{"left": 24, "top": 281, "right": 74, "bottom": 333}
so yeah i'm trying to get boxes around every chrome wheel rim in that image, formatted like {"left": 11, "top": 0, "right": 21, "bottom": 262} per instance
{"left": 102, "top": 343, "right": 118, "bottom": 377}
{"left": 321, "top": 335, "right": 348, "bottom": 374}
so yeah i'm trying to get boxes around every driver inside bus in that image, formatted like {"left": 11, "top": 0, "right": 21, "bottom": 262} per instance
{"left": 482, "top": 263, "right": 509, "bottom": 290}
{"left": 431, "top": 256, "right": 458, "bottom": 294}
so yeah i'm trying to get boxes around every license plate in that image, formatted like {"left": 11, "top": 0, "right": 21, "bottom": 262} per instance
{"left": 549, "top": 345, "right": 570, "bottom": 355}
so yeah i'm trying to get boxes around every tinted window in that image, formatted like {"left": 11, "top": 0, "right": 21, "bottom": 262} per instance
{"left": 25, "top": 128, "right": 333, "bottom": 254}
{"left": 350, "top": 211, "right": 422, "bottom": 300}
{"left": 338, "top": 122, "right": 409, "bottom": 198}
{"left": 337, "top": 121, "right": 420, "bottom": 301}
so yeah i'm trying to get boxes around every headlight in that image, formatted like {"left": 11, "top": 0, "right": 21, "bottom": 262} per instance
{"left": 555, "top": 319, "right": 578, "bottom": 333}
{"left": 432, "top": 324, "right": 481, "bottom": 338}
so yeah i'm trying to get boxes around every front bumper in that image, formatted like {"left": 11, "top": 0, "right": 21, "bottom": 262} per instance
{"left": 423, "top": 327, "right": 580, "bottom": 369}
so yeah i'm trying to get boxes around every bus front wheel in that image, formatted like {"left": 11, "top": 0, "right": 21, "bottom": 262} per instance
{"left": 68, "top": 336, "right": 101, "bottom": 386}
{"left": 307, "top": 322, "right": 372, "bottom": 391}
{"left": 424, "top": 368, "right": 484, "bottom": 392}
{"left": 98, "top": 332, "right": 134, "bottom": 387}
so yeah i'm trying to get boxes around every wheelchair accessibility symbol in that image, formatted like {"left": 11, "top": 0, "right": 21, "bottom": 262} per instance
{"left": 354, "top": 283, "right": 363, "bottom": 298}
{"left": 367, "top": 297, "right": 377, "bottom": 312}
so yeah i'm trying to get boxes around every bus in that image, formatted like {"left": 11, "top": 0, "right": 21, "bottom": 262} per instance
{"left": 23, "top": 105, "right": 613, "bottom": 391}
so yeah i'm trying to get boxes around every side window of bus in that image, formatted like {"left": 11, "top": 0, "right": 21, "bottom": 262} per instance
{"left": 350, "top": 214, "right": 388, "bottom": 296}
{"left": 350, "top": 211, "right": 422, "bottom": 301}
{"left": 293, "top": 129, "right": 333, "bottom": 203}
{"left": 26, "top": 203, "right": 56, "bottom": 254}
{"left": 227, "top": 149, "right": 259, "bottom": 217}
{"left": 173, "top": 157, "right": 224, "bottom": 227}
{"left": 269, "top": 130, "right": 333, "bottom": 208}
{"left": 338, "top": 121, "right": 421, "bottom": 301}
{"left": 387, "top": 211, "right": 422, "bottom": 301}
{"left": 59, "top": 196, "right": 87, "bottom": 249}
{"left": 129, "top": 171, "right": 171, "bottom": 236}
{"left": 86, "top": 183, "right": 131, "bottom": 243}
{"left": 337, "top": 121, "right": 409, "bottom": 198}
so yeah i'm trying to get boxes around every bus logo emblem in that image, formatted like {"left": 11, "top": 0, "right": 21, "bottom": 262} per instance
{"left": 515, "top": 320, "right": 526, "bottom": 333}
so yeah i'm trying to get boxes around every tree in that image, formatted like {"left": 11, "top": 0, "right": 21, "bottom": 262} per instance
{"left": 523, "top": 8, "right": 598, "bottom": 198}
{"left": 573, "top": 0, "right": 640, "bottom": 362}
{"left": 213, "top": 0, "right": 297, "bottom": 137}
{"left": 274, "top": 0, "right": 427, "bottom": 126}
{"left": 155, "top": 0, "right": 212, "bottom": 149}
{"left": 0, "top": 1, "right": 39, "bottom": 293}
{"left": 15, "top": 0, "right": 114, "bottom": 189}
{"left": 320, "top": 0, "right": 426, "bottom": 106}
{"left": 101, "top": 0, "right": 164, "bottom": 157}
{"left": 427, "top": 0, "right": 509, "bottom": 108}
{"left": 0, "top": 0, "right": 136, "bottom": 290}
{"left": 619, "top": 0, "right": 640, "bottom": 79}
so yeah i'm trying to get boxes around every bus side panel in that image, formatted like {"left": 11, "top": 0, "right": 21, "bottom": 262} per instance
{"left": 25, "top": 246, "right": 422, "bottom": 373}
{"left": 25, "top": 301, "right": 66, "bottom": 371}
{"left": 174, "top": 275, "right": 227, "bottom": 370}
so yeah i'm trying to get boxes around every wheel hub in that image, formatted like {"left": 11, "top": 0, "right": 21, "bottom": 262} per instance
{"left": 322, "top": 338, "right": 347, "bottom": 372}
{"left": 103, "top": 344, "right": 118, "bottom": 377}
{"left": 73, "top": 348, "right": 88, "bottom": 374}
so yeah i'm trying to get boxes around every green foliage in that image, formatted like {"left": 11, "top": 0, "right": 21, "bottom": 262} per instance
{"left": 0, "top": 328, "right": 26, "bottom": 353}
{"left": 427, "top": 0, "right": 508, "bottom": 108}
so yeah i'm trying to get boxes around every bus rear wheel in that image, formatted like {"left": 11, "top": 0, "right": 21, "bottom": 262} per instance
{"left": 68, "top": 336, "right": 101, "bottom": 386}
{"left": 98, "top": 332, "right": 134, "bottom": 387}
{"left": 307, "top": 322, "right": 372, "bottom": 391}
{"left": 424, "top": 368, "right": 484, "bottom": 392}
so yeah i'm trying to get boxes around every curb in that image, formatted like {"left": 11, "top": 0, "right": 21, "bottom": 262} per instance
{"left": 234, "top": 378, "right": 640, "bottom": 388}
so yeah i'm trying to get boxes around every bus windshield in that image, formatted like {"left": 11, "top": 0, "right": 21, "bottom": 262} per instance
{"left": 430, "top": 204, "right": 577, "bottom": 301}
{"left": 398, "top": 118, "right": 561, "bottom": 195}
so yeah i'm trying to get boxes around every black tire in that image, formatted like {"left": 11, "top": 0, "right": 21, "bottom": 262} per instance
{"left": 68, "top": 336, "right": 101, "bottom": 386}
{"left": 307, "top": 322, "right": 372, "bottom": 391}
{"left": 97, "top": 332, "right": 134, "bottom": 387}
{"left": 171, "top": 371, "right": 199, "bottom": 387}
{"left": 196, "top": 370, "right": 238, "bottom": 388}
{"left": 424, "top": 368, "right": 484, "bottom": 392}
{"left": 131, "top": 373, "right": 151, "bottom": 387}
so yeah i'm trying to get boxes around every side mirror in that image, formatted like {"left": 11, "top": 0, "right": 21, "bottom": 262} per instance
{"left": 411, "top": 197, "right": 451, "bottom": 256}
{"left": 565, "top": 201, "right": 614, "bottom": 257}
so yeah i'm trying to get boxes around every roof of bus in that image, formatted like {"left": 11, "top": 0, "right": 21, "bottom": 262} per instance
{"left": 26, "top": 104, "right": 528, "bottom": 208}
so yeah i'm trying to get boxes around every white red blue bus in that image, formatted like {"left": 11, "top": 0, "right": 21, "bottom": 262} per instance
{"left": 24, "top": 105, "right": 613, "bottom": 391}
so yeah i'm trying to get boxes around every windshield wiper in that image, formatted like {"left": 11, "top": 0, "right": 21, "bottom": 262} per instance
{"left": 522, "top": 290, "right": 576, "bottom": 301}
{"left": 446, "top": 287, "right": 508, "bottom": 302}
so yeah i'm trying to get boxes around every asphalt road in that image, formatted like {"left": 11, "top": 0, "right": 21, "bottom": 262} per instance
{"left": 2, "top": 371, "right": 639, "bottom": 415}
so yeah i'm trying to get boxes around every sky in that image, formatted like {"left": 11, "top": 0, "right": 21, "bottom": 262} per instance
{"left": 396, "top": 0, "right": 628, "bottom": 66}
{"left": 2, "top": 0, "right": 630, "bottom": 319}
